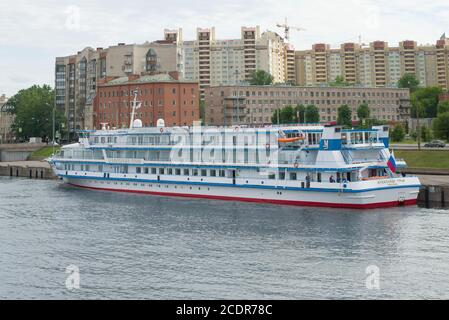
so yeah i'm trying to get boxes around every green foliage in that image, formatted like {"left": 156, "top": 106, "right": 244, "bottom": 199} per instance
{"left": 249, "top": 70, "right": 274, "bottom": 85}
{"left": 337, "top": 104, "right": 352, "bottom": 127}
{"left": 6, "top": 85, "right": 66, "bottom": 140}
{"left": 420, "top": 125, "right": 432, "bottom": 142}
{"left": 28, "top": 146, "right": 61, "bottom": 160}
{"left": 329, "top": 76, "right": 350, "bottom": 87}
{"left": 394, "top": 150, "right": 449, "bottom": 169}
{"left": 305, "top": 105, "right": 320, "bottom": 123}
{"left": 432, "top": 112, "right": 449, "bottom": 141}
{"left": 272, "top": 104, "right": 315, "bottom": 124}
{"left": 397, "top": 73, "right": 420, "bottom": 92}
{"left": 356, "top": 103, "right": 370, "bottom": 126}
{"left": 280, "top": 105, "right": 294, "bottom": 123}
{"left": 295, "top": 104, "right": 306, "bottom": 123}
{"left": 411, "top": 86, "right": 443, "bottom": 118}
{"left": 438, "top": 101, "right": 449, "bottom": 115}
{"left": 390, "top": 124, "right": 406, "bottom": 142}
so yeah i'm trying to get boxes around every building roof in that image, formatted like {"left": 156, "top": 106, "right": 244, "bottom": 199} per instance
{"left": 206, "top": 84, "right": 410, "bottom": 91}
{"left": 101, "top": 74, "right": 198, "bottom": 87}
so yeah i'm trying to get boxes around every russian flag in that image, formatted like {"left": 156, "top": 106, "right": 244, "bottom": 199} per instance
{"left": 387, "top": 153, "right": 397, "bottom": 173}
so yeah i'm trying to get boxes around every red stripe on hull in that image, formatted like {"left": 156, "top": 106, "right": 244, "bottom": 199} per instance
{"left": 67, "top": 183, "right": 417, "bottom": 210}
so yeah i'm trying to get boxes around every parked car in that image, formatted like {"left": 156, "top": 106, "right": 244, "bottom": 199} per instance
{"left": 424, "top": 140, "right": 446, "bottom": 148}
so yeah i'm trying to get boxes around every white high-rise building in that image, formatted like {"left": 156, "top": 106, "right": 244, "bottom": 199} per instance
{"left": 183, "top": 26, "right": 292, "bottom": 99}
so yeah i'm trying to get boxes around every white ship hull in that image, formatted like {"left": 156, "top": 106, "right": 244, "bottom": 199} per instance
{"left": 60, "top": 175, "right": 420, "bottom": 209}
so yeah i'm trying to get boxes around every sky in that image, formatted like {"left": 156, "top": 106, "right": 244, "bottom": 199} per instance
{"left": 0, "top": 0, "right": 448, "bottom": 97}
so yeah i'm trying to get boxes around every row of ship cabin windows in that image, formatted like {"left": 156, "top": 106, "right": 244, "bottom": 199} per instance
{"left": 62, "top": 163, "right": 355, "bottom": 182}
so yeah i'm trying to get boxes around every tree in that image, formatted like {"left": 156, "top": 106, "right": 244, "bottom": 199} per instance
{"left": 390, "top": 124, "right": 405, "bottom": 142}
{"left": 398, "top": 73, "right": 420, "bottom": 93}
{"left": 6, "top": 85, "right": 66, "bottom": 141}
{"left": 305, "top": 105, "right": 320, "bottom": 123}
{"left": 420, "top": 125, "right": 432, "bottom": 142}
{"left": 411, "top": 86, "right": 442, "bottom": 118}
{"left": 294, "top": 104, "right": 306, "bottom": 123}
{"left": 433, "top": 112, "right": 449, "bottom": 141}
{"left": 438, "top": 101, "right": 449, "bottom": 114}
{"left": 357, "top": 103, "right": 370, "bottom": 126}
{"left": 249, "top": 70, "right": 274, "bottom": 85}
{"left": 329, "top": 76, "right": 350, "bottom": 87}
{"left": 280, "top": 105, "right": 294, "bottom": 123}
{"left": 337, "top": 104, "right": 352, "bottom": 127}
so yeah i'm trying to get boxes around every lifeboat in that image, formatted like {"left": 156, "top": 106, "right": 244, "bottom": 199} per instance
{"left": 278, "top": 136, "right": 305, "bottom": 143}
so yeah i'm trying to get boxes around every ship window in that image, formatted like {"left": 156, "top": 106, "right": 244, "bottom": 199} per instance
{"left": 184, "top": 169, "right": 189, "bottom": 176}
{"left": 290, "top": 172, "right": 297, "bottom": 180}
{"left": 85, "top": 165, "right": 90, "bottom": 172}
{"left": 101, "top": 137, "right": 105, "bottom": 143}
{"left": 279, "top": 172, "right": 285, "bottom": 180}
{"left": 94, "top": 137, "right": 99, "bottom": 143}
{"left": 201, "top": 169, "right": 207, "bottom": 177}
{"left": 159, "top": 168, "right": 165, "bottom": 174}
{"left": 151, "top": 168, "right": 157, "bottom": 174}
{"left": 114, "top": 137, "right": 117, "bottom": 143}
{"left": 192, "top": 169, "right": 198, "bottom": 176}
{"left": 317, "top": 172, "right": 322, "bottom": 182}
{"left": 219, "top": 170, "right": 225, "bottom": 177}
{"left": 144, "top": 168, "right": 149, "bottom": 174}
{"left": 136, "top": 167, "right": 141, "bottom": 174}
{"left": 107, "top": 137, "right": 112, "bottom": 143}
{"left": 210, "top": 170, "right": 216, "bottom": 177}
{"left": 175, "top": 169, "right": 181, "bottom": 175}
{"left": 168, "top": 168, "right": 173, "bottom": 175}
{"left": 268, "top": 173, "right": 275, "bottom": 179}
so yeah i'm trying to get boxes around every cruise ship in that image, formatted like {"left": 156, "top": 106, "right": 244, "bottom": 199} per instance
{"left": 48, "top": 95, "right": 421, "bottom": 209}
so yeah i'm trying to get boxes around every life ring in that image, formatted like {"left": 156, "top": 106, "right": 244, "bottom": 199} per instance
{"left": 265, "top": 143, "right": 270, "bottom": 150}
{"left": 234, "top": 126, "right": 240, "bottom": 132}
{"left": 160, "top": 127, "right": 164, "bottom": 133}
{"left": 294, "top": 161, "right": 299, "bottom": 168}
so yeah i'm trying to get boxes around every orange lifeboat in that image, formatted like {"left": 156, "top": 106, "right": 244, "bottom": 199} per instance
{"left": 278, "top": 136, "right": 305, "bottom": 143}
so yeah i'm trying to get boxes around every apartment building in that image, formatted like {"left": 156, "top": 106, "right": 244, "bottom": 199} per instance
{"left": 183, "top": 26, "right": 292, "bottom": 99}
{"left": 204, "top": 85, "right": 410, "bottom": 126}
{"left": 295, "top": 36, "right": 449, "bottom": 90}
{"left": 55, "top": 29, "right": 184, "bottom": 137}
{"left": 0, "top": 94, "right": 14, "bottom": 143}
{"left": 94, "top": 73, "right": 199, "bottom": 129}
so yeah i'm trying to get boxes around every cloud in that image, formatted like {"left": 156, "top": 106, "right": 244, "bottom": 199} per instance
{"left": 0, "top": 0, "right": 447, "bottom": 96}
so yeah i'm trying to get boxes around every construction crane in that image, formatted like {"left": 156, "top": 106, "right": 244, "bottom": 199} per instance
{"left": 276, "top": 17, "right": 306, "bottom": 42}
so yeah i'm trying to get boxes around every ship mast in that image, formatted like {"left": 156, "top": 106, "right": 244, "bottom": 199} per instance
{"left": 129, "top": 88, "right": 141, "bottom": 129}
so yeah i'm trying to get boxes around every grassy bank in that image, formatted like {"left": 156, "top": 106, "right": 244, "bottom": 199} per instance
{"left": 394, "top": 150, "right": 449, "bottom": 169}
{"left": 28, "top": 146, "right": 60, "bottom": 161}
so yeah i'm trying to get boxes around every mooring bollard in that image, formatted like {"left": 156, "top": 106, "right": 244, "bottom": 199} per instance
{"left": 424, "top": 186, "right": 430, "bottom": 209}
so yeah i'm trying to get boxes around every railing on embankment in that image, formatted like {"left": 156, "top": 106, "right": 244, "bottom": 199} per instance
{"left": 0, "top": 162, "right": 55, "bottom": 180}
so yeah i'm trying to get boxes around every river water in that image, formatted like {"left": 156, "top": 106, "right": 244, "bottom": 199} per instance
{"left": 0, "top": 176, "right": 448, "bottom": 299}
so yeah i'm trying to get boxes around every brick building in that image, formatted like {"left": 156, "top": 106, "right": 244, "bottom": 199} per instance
{"left": 94, "top": 73, "right": 199, "bottom": 129}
